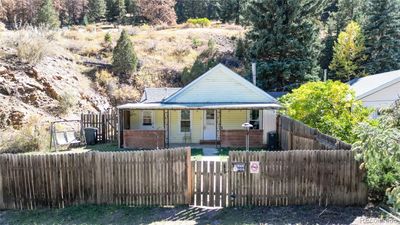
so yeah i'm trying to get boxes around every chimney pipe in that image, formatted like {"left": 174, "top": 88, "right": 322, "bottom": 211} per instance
{"left": 251, "top": 62, "right": 256, "bottom": 85}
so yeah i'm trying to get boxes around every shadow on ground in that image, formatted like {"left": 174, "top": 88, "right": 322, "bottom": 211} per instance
{"left": 0, "top": 204, "right": 395, "bottom": 225}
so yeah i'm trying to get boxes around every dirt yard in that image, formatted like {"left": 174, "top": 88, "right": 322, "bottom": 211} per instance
{"left": 0, "top": 204, "right": 398, "bottom": 225}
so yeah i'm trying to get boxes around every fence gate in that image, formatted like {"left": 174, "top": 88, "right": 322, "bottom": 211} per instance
{"left": 81, "top": 109, "right": 117, "bottom": 143}
{"left": 191, "top": 160, "right": 229, "bottom": 207}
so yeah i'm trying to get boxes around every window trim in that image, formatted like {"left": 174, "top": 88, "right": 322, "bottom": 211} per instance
{"left": 248, "top": 109, "right": 261, "bottom": 130}
{"left": 179, "top": 110, "right": 192, "bottom": 133}
{"left": 141, "top": 110, "right": 154, "bottom": 127}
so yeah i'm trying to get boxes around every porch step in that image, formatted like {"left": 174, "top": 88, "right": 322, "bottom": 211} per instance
{"left": 200, "top": 140, "right": 221, "bottom": 145}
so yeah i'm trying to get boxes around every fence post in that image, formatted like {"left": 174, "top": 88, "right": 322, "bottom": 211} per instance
{"left": 185, "top": 147, "right": 192, "bottom": 205}
{"left": 0, "top": 156, "right": 4, "bottom": 209}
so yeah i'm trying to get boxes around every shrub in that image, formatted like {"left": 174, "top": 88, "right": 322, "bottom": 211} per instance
{"left": 96, "top": 70, "right": 118, "bottom": 93}
{"left": 171, "top": 46, "right": 190, "bottom": 62}
{"left": 191, "top": 38, "right": 203, "bottom": 48}
{"left": 112, "top": 84, "right": 140, "bottom": 104}
{"left": 235, "top": 38, "right": 247, "bottom": 59}
{"left": 9, "top": 26, "right": 56, "bottom": 65}
{"left": 0, "top": 116, "right": 50, "bottom": 153}
{"left": 187, "top": 18, "right": 211, "bottom": 27}
{"left": 353, "top": 99, "right": 400, "bottom": 203}
{"left": 104, "top": 32, "right": 112, "bottom": 43}
{"left": 387, "top": 185, "right": 400, "bottom": 212}
{"left": 58, "top": 91, "right": 77, "bottom": 114}
{"left": 280, "top": 81, "right": 372, "bottom": 144}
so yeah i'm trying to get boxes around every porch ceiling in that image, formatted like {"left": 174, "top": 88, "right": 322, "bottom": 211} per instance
{"left": 117, "top": 102, "right": 282, "bottom": 110}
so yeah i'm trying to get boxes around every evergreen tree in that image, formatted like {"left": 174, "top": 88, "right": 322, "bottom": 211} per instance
{"left": 87, "top": 0, "right": 106, "bottom": 22}
{"left": 36, "top": 0, "right": 60, "bottom": 28}
{"left": 220, "top": 0, "right": 240, "bottom": 23}
{"left": 117, "top": 0, "right": 126, "bottom": 23}
{"left": 112, "top": 30, "right": 138, "bottom": 77}
{"left": 246, "top": 0, "right": 326, "bottom": 90}
{"left": 329, "top": 21, "right": 366, "bottom": 81}
{"left": 106, "top": 0, "right": 119, "bottom": 21}
{"left": 363, "top": 0, "right": 400, "bottom": 74}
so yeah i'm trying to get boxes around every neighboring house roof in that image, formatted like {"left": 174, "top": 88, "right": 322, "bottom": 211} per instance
{"left": 349, "top": 70, "right": 400, "bottom": 99}
{"left": 140, "top": 88, "right": 181, "bottom": 103}
{"left": 119, "top": 63, "right": 281, "bottom": 110}
{"left": 267, "top": 92, "right": 288, "bottom": 99}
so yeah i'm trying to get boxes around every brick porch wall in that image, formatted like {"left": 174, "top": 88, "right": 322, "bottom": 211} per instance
{"left": 123, "top": 130, "right": 165, "bottom": 149}
{"left": 220, "top": 129, "right": 264, "bottom": 148}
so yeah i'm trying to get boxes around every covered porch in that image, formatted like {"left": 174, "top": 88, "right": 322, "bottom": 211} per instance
{"left": 117, "top": 103, "right": 280, "bottom": 149}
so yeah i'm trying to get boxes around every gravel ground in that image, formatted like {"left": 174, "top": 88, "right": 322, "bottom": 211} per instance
{"left": 0, "top": 204, "right": 398, "bottom": 225}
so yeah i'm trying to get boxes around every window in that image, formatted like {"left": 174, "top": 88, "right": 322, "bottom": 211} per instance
{"left": 249, "top": 110, "right": 260, "bottom": 129}
{"left": 142, "top": 111, "right": 153, "bottom": 126}
{"left": 180, "top": 110, "right": 191, "bottom": 132}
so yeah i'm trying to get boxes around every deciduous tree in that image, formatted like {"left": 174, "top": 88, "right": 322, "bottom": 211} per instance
{"left": 280, "top": 80, "right": 371, "bottom": 143}
{"left": 329, "top": 21, "right": 366, "bottom": 81}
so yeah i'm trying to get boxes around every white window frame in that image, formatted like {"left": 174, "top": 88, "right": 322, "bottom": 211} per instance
{"left": 141, "top": 110, "right": 154, "bottom": 128}
{"left": 248, "top": 109, "right": 261, "bottom": 130}
{"left": 180, "top": 110, "right": 192, "bottom": 133}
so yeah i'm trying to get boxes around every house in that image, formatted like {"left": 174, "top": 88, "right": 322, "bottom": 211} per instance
{"left": 349, "top": 70, "right": 400, "bottom": 115}
{"left": 117, "top": 64, "right": 281, "bottom": 149}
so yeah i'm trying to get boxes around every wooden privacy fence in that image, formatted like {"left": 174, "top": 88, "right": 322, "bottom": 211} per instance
{"left": 81, "top": 109, "right": 117, "bottom": 143}
{"left": 191, "top": 160, "right": 229, "bottom": 207}
{"left": 278, "top": 115, "right": 352, "bottom": 150}
{"left": 0, "top": 148, "right": 191, "bottom": 209}
{"left": 191, "top": 150, "right": 367, "bottom": 207}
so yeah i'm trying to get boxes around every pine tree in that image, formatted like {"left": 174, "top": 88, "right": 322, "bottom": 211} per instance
{"left": 329, "top": 21, "right": 366, "bottom": 81}
{"left": 117, "top": 0, "right": 126, "bottom": 23}
{"left": 363, "top": 0, "right": 400, "bottom": 74}
{"left": 36, "top": 0, "right": 60, "bottom": 28}
{"left": 220, "top": 0, "right": 240, "bottom": 23}
{"left": 112, "top": 29, "right": 138, "bottom": 77}
{"left": 246, "top": 0, "right": 325, "bottom": 90}
{"left": 87, "top": 0, "right": 106, "bottom": 22}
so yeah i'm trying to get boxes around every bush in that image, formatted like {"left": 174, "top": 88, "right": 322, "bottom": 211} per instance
{"left": 187, "top": 18, "right": 211, "bottom": 27}
{"left": 96, "top": 70, "right": 118, "bottom": 93}
{"left": 104, "top": 32, "right": 112, "bottom": 43}
{"left": 112, "top": 84, "right": 140, "bottom": 104}
{"left": 280, "top": 81, "right": 372, "bottom": 143}
{"left": 58, "top": 91, "right": 77, "bottom": 114}
{"left": 353, "top": 99, "right": 400, "bottom": 203}
{"left": 9, "top": 26, "right": 56, "bottom": 65}
{"left": 0, "top": 116, "right": 50, "bottom": 153}
{"left": 171, "top": 46, "right": 190, "bottom": 62}
{"left": 191, "top": 38, "right": 203, "bottom": 48}
{"left": 387, "top": 185, "right": 400, "bottom": 212}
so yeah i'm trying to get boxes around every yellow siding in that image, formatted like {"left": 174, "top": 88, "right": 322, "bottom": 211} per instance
{"left": 169, "top": 110, "right": 202, "bottom": 144}
{"left": 129, "top": 110, "right": 163, "bottom": 130}
{"left": 221, "top": 110, "right": 248, "bottom": 130}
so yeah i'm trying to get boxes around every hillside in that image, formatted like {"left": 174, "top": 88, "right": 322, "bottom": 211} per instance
{"left": 0, "top": 23, "right": 244, "bottom": 129}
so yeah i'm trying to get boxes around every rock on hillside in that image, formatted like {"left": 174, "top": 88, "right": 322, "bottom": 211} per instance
{"left": 0, "top": 51, "right": 110, "bottom": 129}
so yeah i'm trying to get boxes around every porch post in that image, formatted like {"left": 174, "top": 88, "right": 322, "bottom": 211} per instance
{"left": 164, "top": 109, "right": 170, "bottom": 148}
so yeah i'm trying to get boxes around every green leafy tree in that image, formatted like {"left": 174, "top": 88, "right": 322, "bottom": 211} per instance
{"left": 329, "top": 21, "right": 366, "bottom": 81}
{"left": 353, "top": 99, "right": 400, "bottom": 201}
{"left": 245, "top": 0, "right": 325, "bottom": 90}
{"left": 112, "top": 30, "right": 138, "bottom": 77}
{"left": 220, "top": 0, "right": 241, "bottom": 24}
{"left": 280, "top": 80, "right": 371, "bottom": 143}
{"left": 36, "top": 0, "right": 60, "bottom": 28}
{"left": 363, "top": 0, "right": 400, "bottom": 74}
{"left": 88, "top": 0, "right": 107, "bottom": 22}
{"left": 320, "top": 0, "right": 364, "bottom": 73}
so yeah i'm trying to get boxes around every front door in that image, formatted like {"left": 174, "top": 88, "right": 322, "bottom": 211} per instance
{"left": 203, "top": 110, "right": 216, "bottom": 140}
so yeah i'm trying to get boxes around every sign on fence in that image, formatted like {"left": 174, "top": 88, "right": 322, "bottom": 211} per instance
{"left": 249, "top": 161, "right": 260, "bottom": 174}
